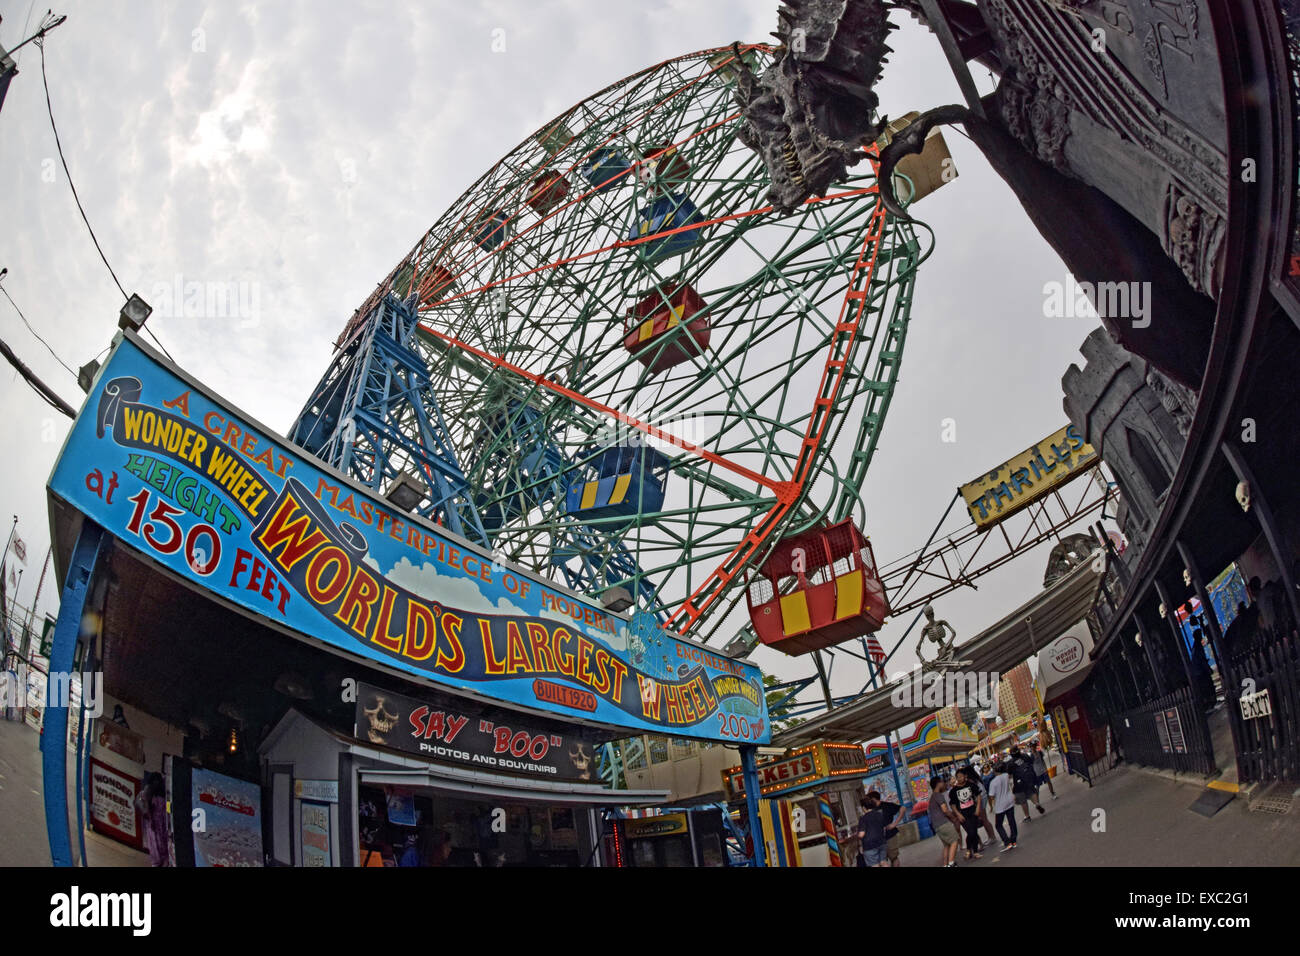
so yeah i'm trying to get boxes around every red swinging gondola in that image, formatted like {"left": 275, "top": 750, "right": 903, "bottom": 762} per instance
{"left": 623, "top": 281, "right": 710, "bottom": 373}
{"left": 746, "top": 519, "right": 890, "bottom": 656}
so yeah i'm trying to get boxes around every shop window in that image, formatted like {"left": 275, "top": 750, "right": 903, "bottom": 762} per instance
{"left": 356, "top": 787, "right": 584, "bottom": 867}
{"left": 648, "top": 736, "right": 669, "bottom": 764}
{"left": 669, "top": 738, "right": 696, "bottom": 761}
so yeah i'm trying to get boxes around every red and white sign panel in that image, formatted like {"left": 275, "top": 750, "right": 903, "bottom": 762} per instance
{"left": 89, "top": 758, "right": 144, "bottom": 850}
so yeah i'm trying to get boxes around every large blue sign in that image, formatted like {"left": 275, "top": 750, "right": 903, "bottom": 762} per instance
{"left": 48, "top": 334, "right": 769, "bottom": 743}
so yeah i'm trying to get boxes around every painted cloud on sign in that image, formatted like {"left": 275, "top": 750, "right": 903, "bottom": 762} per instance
{"left": 363, "top": 555, "right": 527, "bottom": 617}
{"left": 362, "top": 554, "right": 614, "bottom": 646}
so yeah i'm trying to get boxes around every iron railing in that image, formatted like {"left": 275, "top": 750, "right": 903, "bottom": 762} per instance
{"left": 1220, "top": 631, "right": 1300, "bottom": 783}
{"left": 1110, "top": 685, "right": 1217, "bottom": 776}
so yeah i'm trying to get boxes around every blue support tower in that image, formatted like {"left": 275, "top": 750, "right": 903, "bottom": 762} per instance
{"left": 471, "top": 398, "right": 662, "bottom": 615}
{"left": 289, "top": 293, "right": 488, "bottom": 545}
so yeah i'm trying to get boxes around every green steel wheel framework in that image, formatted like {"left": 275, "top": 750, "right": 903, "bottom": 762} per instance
{"left": 337, "top": 45, "right": 930, "bottom": 687}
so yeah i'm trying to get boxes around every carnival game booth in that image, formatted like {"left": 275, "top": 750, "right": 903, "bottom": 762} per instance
{"left": 41, "top": 331, "right": 772, "bottom": 867}
{"left": 721, "top": 741, "right": 876, "bottom": 867}
{"left": 607, "top": 807, "right": 732, "bottom": 867}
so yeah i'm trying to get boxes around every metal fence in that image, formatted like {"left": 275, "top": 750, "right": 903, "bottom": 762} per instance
{"left": 1111, "top": 686, "right": 1217, "bottom": 776}
{"left": 1221, "top": 632, "right": 1300, "bottom": 783}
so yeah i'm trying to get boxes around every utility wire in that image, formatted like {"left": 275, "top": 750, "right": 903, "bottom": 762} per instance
{"left": 35, "top": 22, "right": 179, "bottom": 365}
{"left": 38, "top": 37, "right": 126, "bottom": 301}
{"left": 0, "top": 335, "right": 76, "bottom": 418}
{"left": 143, "top": 323, "right": 177, "bottom": 364}
{"left": 0, "top": 283, "right": 76, "bottom": 378}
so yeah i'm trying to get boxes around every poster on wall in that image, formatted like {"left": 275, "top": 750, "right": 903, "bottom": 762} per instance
{"left": 64, "top": 676, "right": 82, "bottom": 752}
{"left": 386, "top": 790, "right": 417, "bottom": 827}
{"left": 300, "top": 800, "right": 332, "bottom": 867}
{"left": 88, "top": 758, "right": 143, "bottom": 850}
{"left": 191, "top": 767, "right": 264, "bottom": 867}
{"left": 24, "top": 668, "right": 45, "bottom": 730}
{"left": 46, "top": 333, "right": 770, "bottom": 745}
{"left": 862, "top": 768, "right": 900, "bottom": 805}
{"left": 354, "top": 681, "right": 599, "bottom": 783}
{"left": 95, "top": 719, "right": 146, "bottom": 764}
{"left": 907, "top": 762, "right": 930, "bottom": 804}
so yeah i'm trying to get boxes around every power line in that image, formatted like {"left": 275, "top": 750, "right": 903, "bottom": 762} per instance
{"left": 34, "top": 21, "right": 179, "bottom": 366}
{"left": 0, "top": 282, "right": 76, "bottom": 378}
{"left": 143, "top": 324, "right": 177, "bottom": 363}
{"left": 0, "top": 334, "right": 76, "bottom": 418}
{"left": 37, "top": 36, "right": 126, "bottom": 301}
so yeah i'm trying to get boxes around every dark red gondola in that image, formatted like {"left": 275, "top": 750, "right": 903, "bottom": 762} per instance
{"left": 416, "top": 265, "right": 457, "bottom": 309}
{"left": 623, "top": 281, "right": 710, "bottom": 373}
{"left": 746, "top": 520, "right": 890, "bottom": 656}
{"left": 525, "top": 170, "right": 570, "bottom": 215}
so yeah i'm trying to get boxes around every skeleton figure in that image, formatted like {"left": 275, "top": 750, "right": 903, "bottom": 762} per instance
{"left": 362, "top": 695, "right": 399, "bottom": 744}
{"left": 569, "top": 743, "right": 592, "bottom": 781}
{"left": 915, "top": 604, "right": 970, "bottom": 670}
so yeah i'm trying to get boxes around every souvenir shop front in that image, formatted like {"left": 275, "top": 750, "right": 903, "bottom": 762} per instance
{"left": 41, "top": 332, "right": 773, "bottom": 867}
{"left": 259, "top": 684, "right": 669, "bottom": 867}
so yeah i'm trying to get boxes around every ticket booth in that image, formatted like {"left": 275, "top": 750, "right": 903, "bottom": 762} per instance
{"left": 721, "top": 741, "right": 877, "bottom": 867}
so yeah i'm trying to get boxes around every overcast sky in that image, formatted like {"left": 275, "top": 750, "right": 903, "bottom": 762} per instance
{"left": 0, "top": 1, "right": 1107, "bottom": 729}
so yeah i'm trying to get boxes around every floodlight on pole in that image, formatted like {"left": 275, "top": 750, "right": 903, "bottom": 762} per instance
{"left": 118, "top": 293, "right": 152, "bottom": 332}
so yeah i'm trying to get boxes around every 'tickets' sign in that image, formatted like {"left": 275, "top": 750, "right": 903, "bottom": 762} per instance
{"left": 355, "top": 682, "right": 600, "bottom": 783}
{"left": 725, "top": 749, "right": 819, "bottom": 799}
{"left": 47, "top": 334, "right": 770, "bottom": 744}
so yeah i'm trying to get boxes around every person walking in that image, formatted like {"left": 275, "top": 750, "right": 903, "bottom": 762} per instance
{"left": 969, "top": 763, "right": 997, "bottom": 844}
{"left": 927, "top": 775, "right": 961, "bottom": 868}
{"left": 855, "top": 791, "right": 901, "bottom": 868}
{"left": 1009, "top": 744, "right": 1045, "bottom": 821}
{"left": 1031, "top": 740, "right": 1057, "bottom": 799}
{"left": 947, "top": 768, "right": 983, "bottom": 860}
{"left": 987, "top": 761, "right": 1018, "bottom": 849}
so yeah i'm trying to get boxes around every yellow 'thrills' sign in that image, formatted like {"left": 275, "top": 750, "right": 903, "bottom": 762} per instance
{"left": 959, "top": 424, "right": 1098, "bottom": 529}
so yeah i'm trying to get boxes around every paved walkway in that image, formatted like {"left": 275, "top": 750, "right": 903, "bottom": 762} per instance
{"left": 0, "top": 718, "right": 149, "bottom": 866}
{"left": 898, "top": 759, "right": 1300, "bottom": 868}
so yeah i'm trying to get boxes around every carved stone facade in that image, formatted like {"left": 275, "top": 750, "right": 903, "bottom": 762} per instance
{"left": 1062, "top": 327, "right": 1193, "bottom": 559}
{"left": 978, "top": 0, "right": 1228, "bottom": 299}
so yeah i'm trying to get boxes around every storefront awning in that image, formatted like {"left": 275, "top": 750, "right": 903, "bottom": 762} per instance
{"left": 357, "top": 751, "right": 670, "bottom": 807}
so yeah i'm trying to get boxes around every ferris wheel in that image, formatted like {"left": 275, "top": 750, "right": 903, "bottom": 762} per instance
{"left": 355, "top": 45, "right": 930, "bottom": 648}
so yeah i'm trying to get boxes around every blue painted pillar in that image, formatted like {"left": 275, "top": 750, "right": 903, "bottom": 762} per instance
{"left": 41, "top": 520, "right": 107, "bottom": 867}
{"left": 739, "top": 745, "right": 766, "bottom": 868}
{"left": 867, "top": 654, "right": 908, "bottom": 809}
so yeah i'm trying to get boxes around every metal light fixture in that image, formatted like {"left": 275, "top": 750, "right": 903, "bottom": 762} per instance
{"left": 600, "top": 586, "right": 633, "bottom": 613}
{"left": 722, "top": 633, "right": 753, "bottom": 658}
{"left": 385, "top": 471, "right": 427, "bottom": 512}
{"left": 118, "top": 293, "right": 153, "bottom": 331}
{"left": 77, "top": 358, "right": 100, "bottom": 394}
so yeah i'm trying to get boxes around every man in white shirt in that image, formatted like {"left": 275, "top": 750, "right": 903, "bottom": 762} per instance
{"left": 987, "top": 763, "right": 1019, "bottom": 849}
